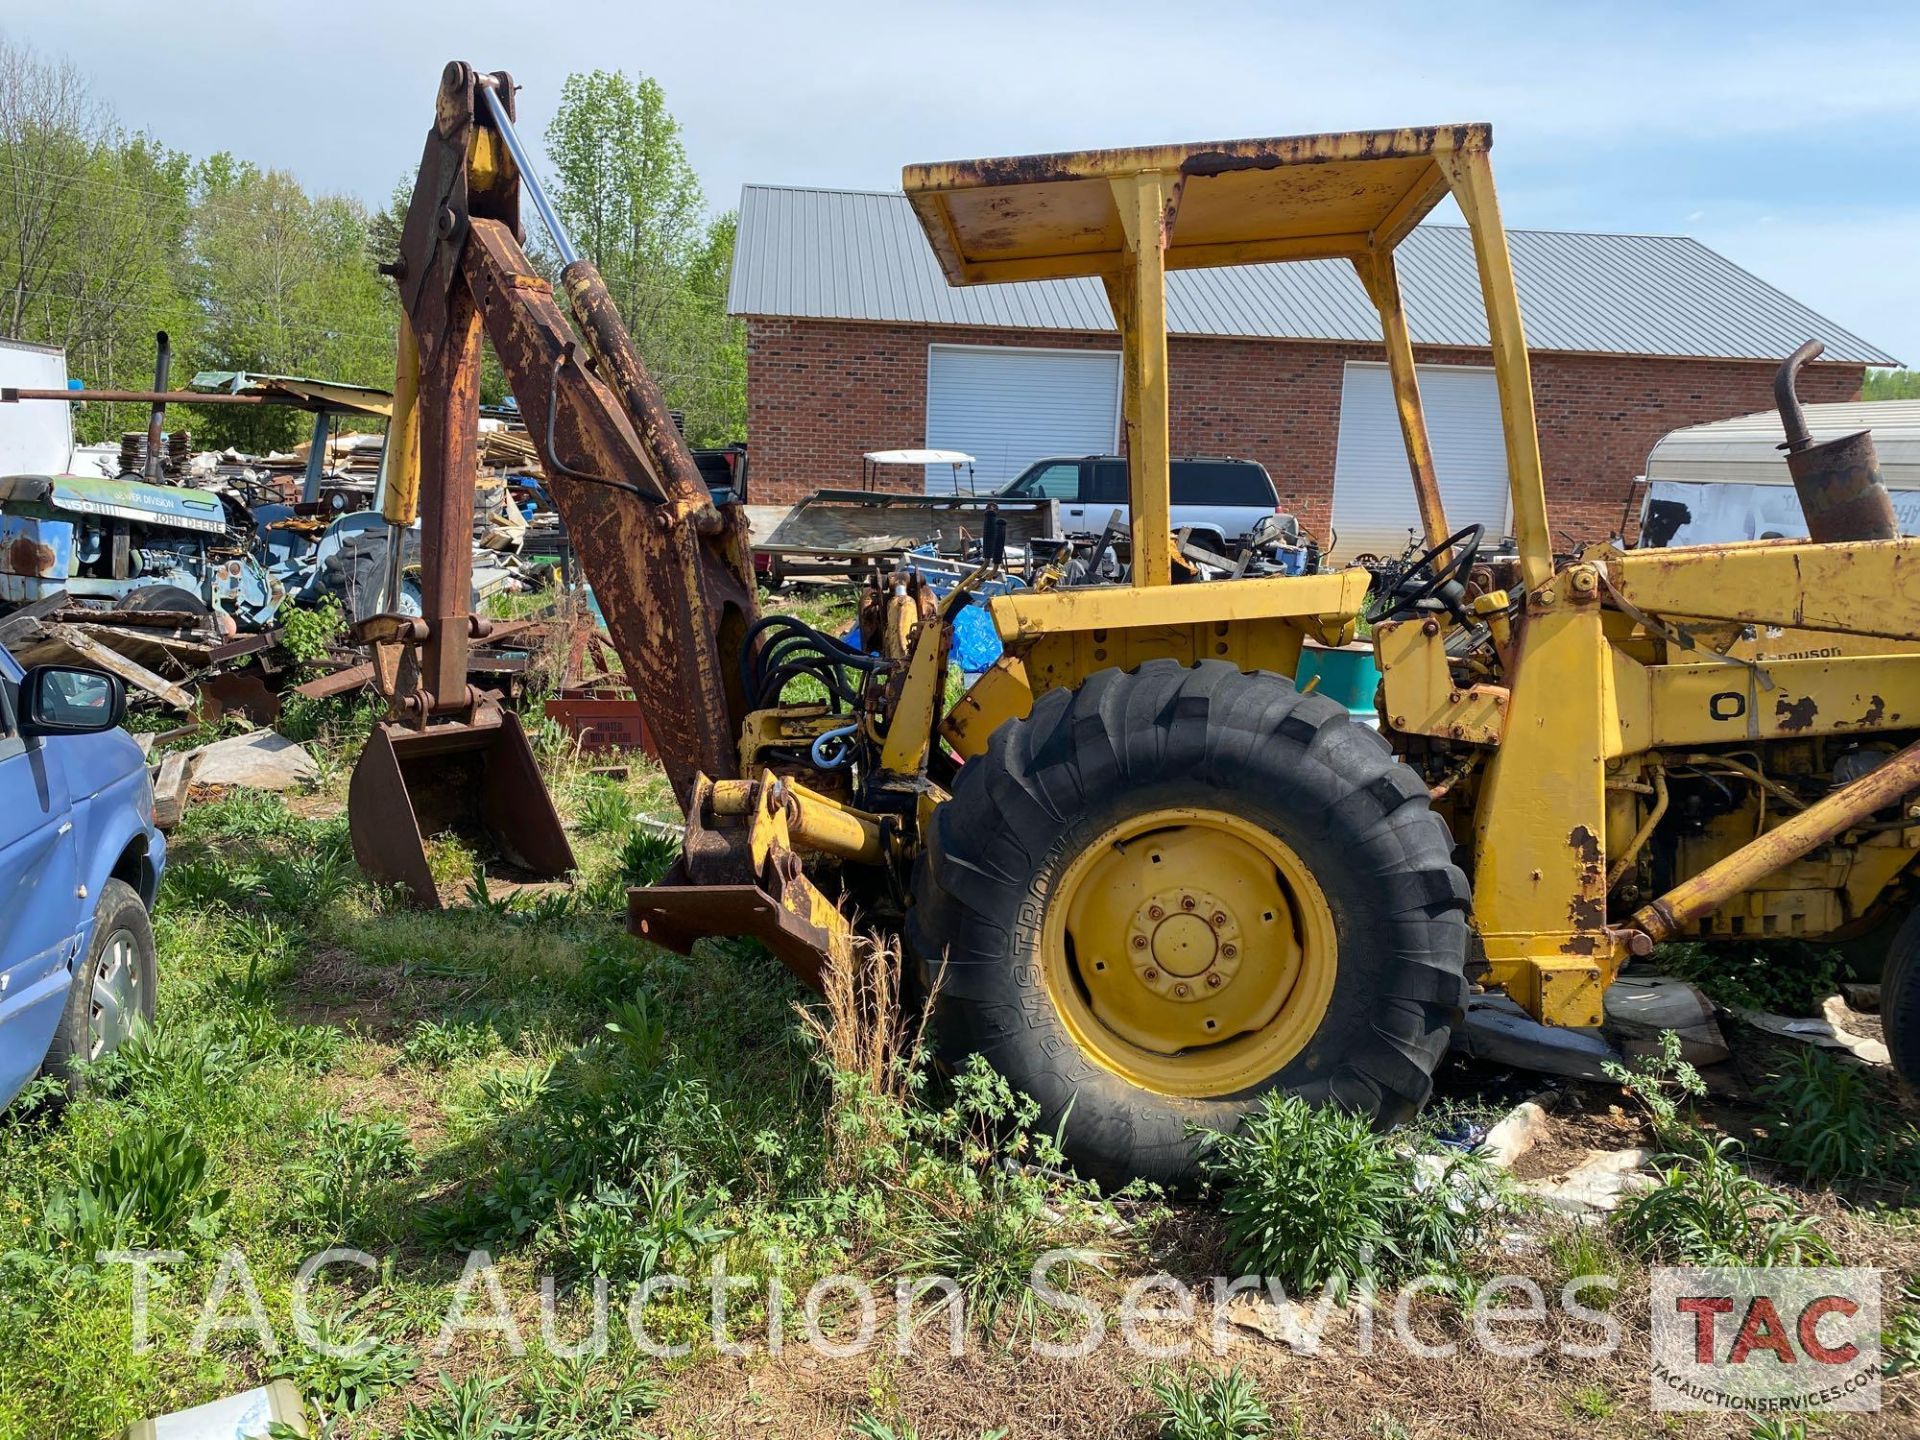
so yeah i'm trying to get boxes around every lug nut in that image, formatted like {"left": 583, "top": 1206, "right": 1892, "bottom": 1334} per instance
{"left": 1147, "top": 904, "right": 1164, "bottom": 920}
{"left": 1205, "top": 973, "right": 1223, "bottom": 988}
{"left": 1221, "top": 944, "right": 1237, "bottom": 959}
{"left": 1211, "top": 912, "right": 1228, "bottom": 927}
{"left": 1181, "top": 895, "right": 1197, "bottom": 911}
{"left": 1131, "top": 934, "right": 1148, "bottom": 950}
{"left": 1142, "top": 969, "right": 1158, "bottom": 982}
{"left": 1173, "top": 983, "right": 1189, "bottom": 997}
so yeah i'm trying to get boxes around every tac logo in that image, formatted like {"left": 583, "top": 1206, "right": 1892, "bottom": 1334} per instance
{"left": 1651, "top": 1267, "right": 1882, "bottom": 1413}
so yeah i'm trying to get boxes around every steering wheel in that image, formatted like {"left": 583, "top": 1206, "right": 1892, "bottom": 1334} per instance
{"left": 1379, "top": 523, "right": 1484, "bottom": 622}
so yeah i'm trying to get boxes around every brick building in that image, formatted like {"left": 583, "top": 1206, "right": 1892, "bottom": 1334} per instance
{"left": 728, "top": 186, "right": 1894, "bottom": 551}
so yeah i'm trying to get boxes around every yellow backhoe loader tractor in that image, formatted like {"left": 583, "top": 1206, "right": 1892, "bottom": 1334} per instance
{"left": 354, "top": 65, "right": 1920, "bottom": 1187}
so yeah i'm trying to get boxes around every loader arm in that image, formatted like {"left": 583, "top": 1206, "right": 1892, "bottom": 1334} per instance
{"left": 388, "top": 61, "right": 756, "bottom": 808}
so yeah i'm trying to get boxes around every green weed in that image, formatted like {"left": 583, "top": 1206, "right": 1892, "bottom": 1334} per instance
{"left": 1657, "top": 940, "right": 1841, "bottom": 1017}
{"left": 1150, "top": 1365, "right": 1273, "bottom": 1440}
{"left": 398, "top": 1372, "right": 520, "bottom": 1440}
{"left": 1758, "top": 1047, "right": 1920, "bottom": 1187}
{"left": 617, "top": 827, "right": 681, "bottom": 886}
{"left": 547, "top": 1165, "right": 730, "bottom": 1283}
{"left": 399, "top": 1015, "right": 503, "bottom": 1068}
{"left": 292, "top": 1109, "right": 416, "bottom": 1239}
{"left": 574, "top": 780, "right": 637, "bottom": 840}
{"left": 887, "top": 1058, "right": 1112, "bottom": 1337}
{"left": 1602, "top": 1028, "right": 1705, "bottom": 1143}
{"left": 280, "top": 595, "right": 345, "bottom": 667}
{"left": 276, "top": 1314, "right": 417, "bottom": 1419}
{"left": 1565, "top": 1384, "right": 1614, "bottom": 1419}
{"left": 1614, "top": 1137, "right": 1831, "bottom": 1266}
{"left": 43, "top": 1126, "right": 230, "bottom": 1255}
{"left": 1202, "top": 1094, "right": 1505, "bottom": 1298}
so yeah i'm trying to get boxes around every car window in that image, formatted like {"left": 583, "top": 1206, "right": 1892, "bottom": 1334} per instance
{"left": 1004, "top": 462, "right": 1081, "bottom": 500}
{"left": 1084, "top": 460, "right": 1129, "bottom": 505}
{"left": 1171, "top": 461, "right": 1278, "bottom": 507}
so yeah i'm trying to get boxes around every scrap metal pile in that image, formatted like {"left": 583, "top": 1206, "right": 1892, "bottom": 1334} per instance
{"left": 0, "top": 358, "right": 621, "bottom": 751}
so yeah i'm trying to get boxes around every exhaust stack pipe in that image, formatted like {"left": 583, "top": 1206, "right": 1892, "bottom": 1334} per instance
{"left": 1775, "top": 339, "right": 1895, "bottom": 543}
{"left": 144, "top": 331, "right": 171, "bottom": 484}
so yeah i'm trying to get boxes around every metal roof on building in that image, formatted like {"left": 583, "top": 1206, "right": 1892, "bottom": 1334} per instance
{"left": 729, "top": 184, "right": 1897, "bottom": 365}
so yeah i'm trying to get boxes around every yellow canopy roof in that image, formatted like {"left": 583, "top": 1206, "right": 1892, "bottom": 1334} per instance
{"left": 903, "top": 124, "right": 1488, "bottom": 285}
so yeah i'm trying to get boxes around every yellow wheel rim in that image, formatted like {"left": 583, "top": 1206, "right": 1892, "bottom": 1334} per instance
{"left": 1040, "top": 806, "right": 1338, "bottom": 1097}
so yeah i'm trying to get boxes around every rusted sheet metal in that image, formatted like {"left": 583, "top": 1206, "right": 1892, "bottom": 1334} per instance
{"left": 902, "top": 126, "right": 1486, "bottom": 286}
{"left": 1610, "top": 538, "right": 1920, "bottom": 642}
{"left": 1776, "top": 339, "right": 1896, "bottom": 543}
{"left": 1, "top": 516, "right": 67, "bottom": 604}
{"left": 1633, "top": 733, "right": 1920, "bottom": 943}
{"left": 905, "top": 125, "right": 1490, "bottom": 191}
{"left": 463, "top": 218, "right": 756, "bottom": 806}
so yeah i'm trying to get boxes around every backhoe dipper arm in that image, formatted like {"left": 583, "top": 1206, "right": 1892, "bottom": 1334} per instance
{"left": 391, "top": 62, "right": 756, "bottom": 806}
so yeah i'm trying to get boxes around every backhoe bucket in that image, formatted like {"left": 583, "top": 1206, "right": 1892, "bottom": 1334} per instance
{"left": 348, "top": 710, "right": 575, "bottom": 907}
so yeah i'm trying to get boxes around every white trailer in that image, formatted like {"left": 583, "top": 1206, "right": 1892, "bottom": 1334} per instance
{"left": 1638, "top": 399, "right": 1920, "bottom": 547}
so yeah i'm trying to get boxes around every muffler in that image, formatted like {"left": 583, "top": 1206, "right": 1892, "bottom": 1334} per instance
{"left": 1775, "top": 339, "right": 1896, "bottom": 543}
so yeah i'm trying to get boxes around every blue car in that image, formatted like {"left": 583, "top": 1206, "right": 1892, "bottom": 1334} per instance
{"left": 0, "top": 648, "right": 165, "bottom": 1110}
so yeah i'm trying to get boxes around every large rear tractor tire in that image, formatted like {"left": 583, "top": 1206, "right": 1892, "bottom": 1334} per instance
{"left": 1881, "top": 909, "right": 1920, "bottom": 1090}
{"left": 906, "top": 660, "right": 1470, "bottom": 1189}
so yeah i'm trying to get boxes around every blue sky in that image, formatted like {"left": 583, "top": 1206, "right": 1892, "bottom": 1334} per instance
{"left": 15, "top": 0, "right": 1918, "bottom": 364}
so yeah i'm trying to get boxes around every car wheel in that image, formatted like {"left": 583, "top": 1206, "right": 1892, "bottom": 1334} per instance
{"left": 44, "top": 879, "right": 157, "bottom": 1087}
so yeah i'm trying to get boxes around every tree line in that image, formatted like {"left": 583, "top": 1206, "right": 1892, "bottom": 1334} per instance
{"left": 0, "top": 37, "right": 743, "bottom": 454}
{"left": 1865, "top": 369, "right": 1920, "bottom": 401}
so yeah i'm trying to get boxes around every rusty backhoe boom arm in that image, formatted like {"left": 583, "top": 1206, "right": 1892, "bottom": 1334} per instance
{"left": 390, "top": 61, "right": 756, "bottom": 808}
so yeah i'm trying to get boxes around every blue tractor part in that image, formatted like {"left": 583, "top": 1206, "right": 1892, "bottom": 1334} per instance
{"left": 0, "top": 473, "right": 284, "bottom": 628}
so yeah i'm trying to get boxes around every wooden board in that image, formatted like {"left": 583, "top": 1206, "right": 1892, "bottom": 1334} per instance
{"left": 18, "top": 624, "right": 197, "bottom": 710}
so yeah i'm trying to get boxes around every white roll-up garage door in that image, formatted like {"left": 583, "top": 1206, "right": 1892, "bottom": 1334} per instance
{"left": 1330, "top": 361, "right": 1509, "bottom": 559}
{"left": 925, "top": 344, "right": 1121, "bottom": 493}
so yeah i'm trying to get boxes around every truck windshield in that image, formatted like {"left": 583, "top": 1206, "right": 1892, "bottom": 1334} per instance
{"left": 1001, "top": 462, "right": 1080, "bottom": 499}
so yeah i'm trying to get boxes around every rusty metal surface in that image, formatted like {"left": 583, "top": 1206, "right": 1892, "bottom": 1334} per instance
{"left": 193, "top": 671, "right": 281, "bottom": 727}
{"left": 1633, "top": 733, "right": 1920, "bottom": 943}
{"left": 462, "top": 219, "right": 757, "bottom": 804}
{"left": 417, "top": 290, "right": 484, "bottom": 715}
{"left": 628, "top": 873, "right": 827, "bottom": 989}
{"left": 349, "top": 709, "right": 574, "bottom": 908}
{"left": 1, "top": 388, "right": 268, "bottom": 406}
{"left": 348, "top": 725, "right": 440, "bottom": 906}
{"left": 383, "top": 64, "right": 757, "bottom": 808}
{"left": 561, "top": 261, "right": 707, "bottom": 510}
{"left": 144, "top": 332, "right": 171, "bottom": 485}
{"left": 1786, "top": 428, "right": 1896, "bottom": 543}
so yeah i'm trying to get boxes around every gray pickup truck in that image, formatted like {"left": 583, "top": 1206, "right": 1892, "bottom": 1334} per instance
{"left": 997, "top": 454, "right": 1282, "bottom": 551}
